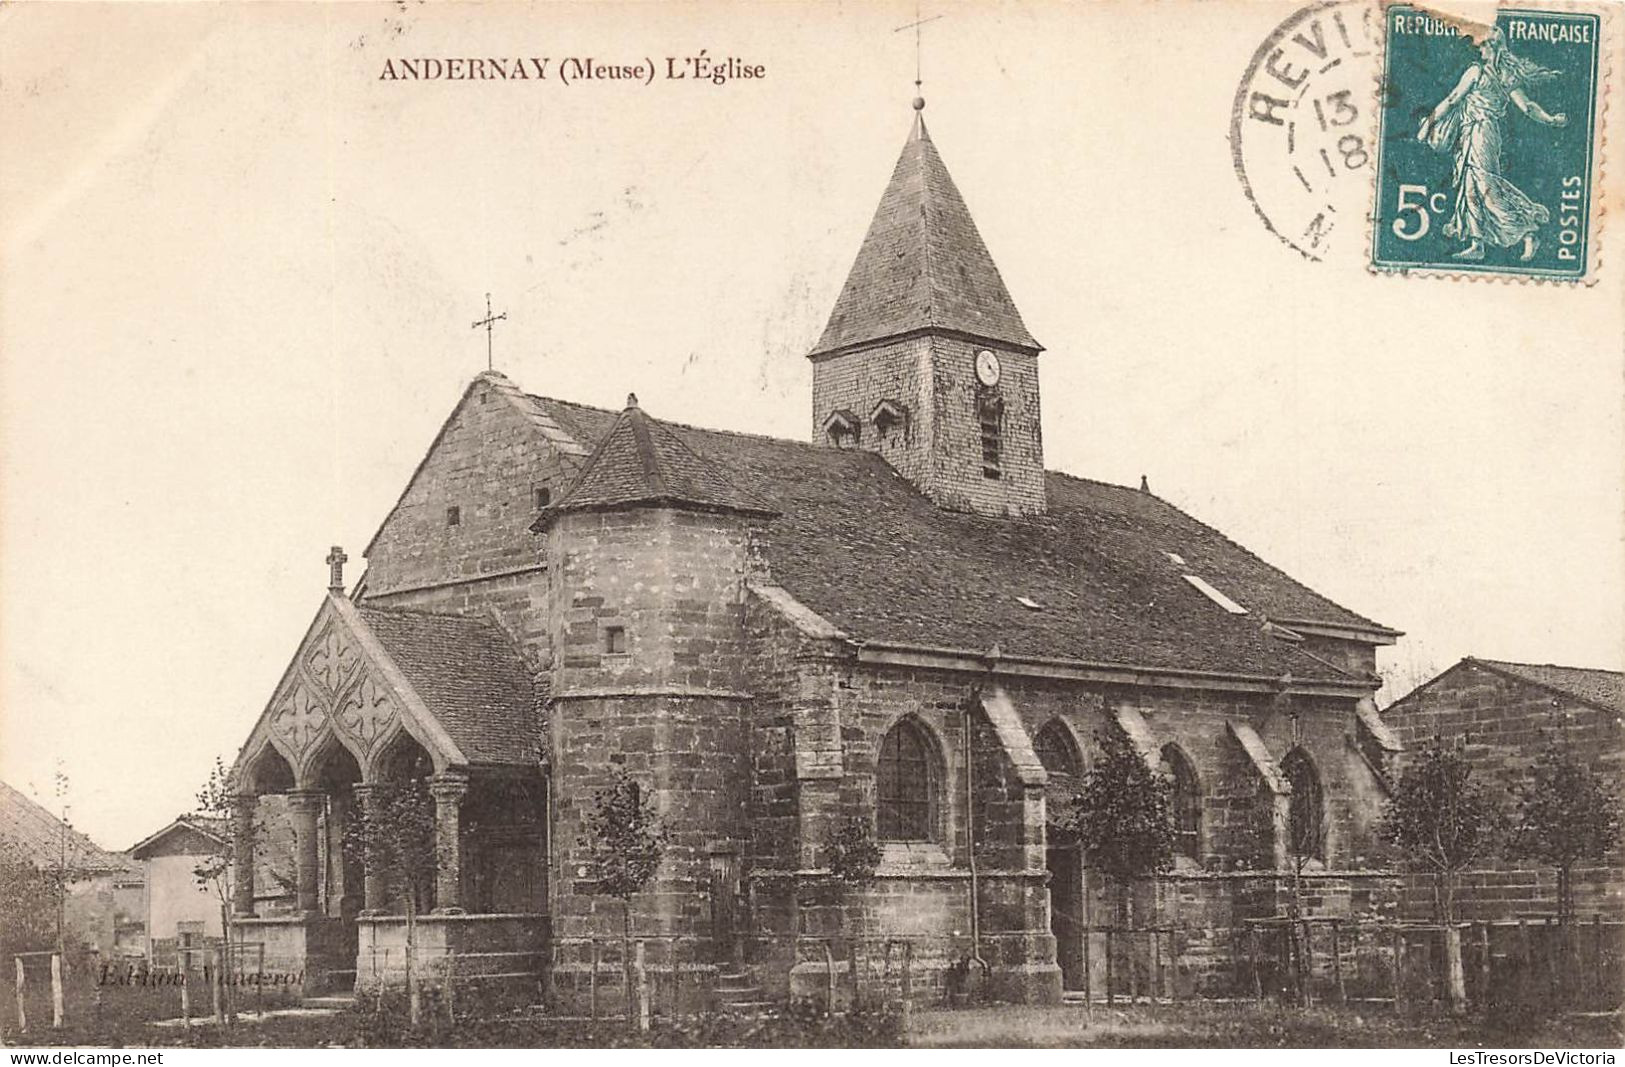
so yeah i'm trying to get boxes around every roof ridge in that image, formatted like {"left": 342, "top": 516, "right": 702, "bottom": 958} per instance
{"left": 357, "top": 602, "right": 498, "bottom": 628}
{"left": 1470, "top": 655, "right": 1623, "bottom": 676}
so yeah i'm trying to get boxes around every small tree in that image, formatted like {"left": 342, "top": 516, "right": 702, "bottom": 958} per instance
{"left": 342, "top": 778, "right": 437, "bottom": 1025}
{"left": 579, "top": 767, "right": 669, "bottom": 1021}
{"left": 194, "top": 757, "right": 267, "bottom": 1022}
{"left": 1382, "top": 737, "right": 1502, "bottom": 922}
{"left": 1509, "top": 741, "right": 1620, "bottom": 923}
{"left": 0, "top": 842, "right": 61, "bottom": 962}
{"left": 1064, "top": 727, "right": 1175, "bottom": 925}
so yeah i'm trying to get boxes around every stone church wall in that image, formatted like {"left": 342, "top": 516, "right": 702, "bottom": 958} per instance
{"left": 1386, "top": 663, "right": 1624, "bottom": 920}
{"left": 362, "top": 376, "right": 581, "bottom": 656}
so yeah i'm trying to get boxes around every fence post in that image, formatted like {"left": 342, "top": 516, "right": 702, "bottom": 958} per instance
{"left": 901, "top": 942, "right": 913, "bottom": 1026}
{"left": 589, "top": 940, "right": 599, "bottom": 1022}
{"left": 1443, "top": 924, "right": 1466, "bottom": 1013}
{"left": 16, "top": 957, "right": 28, "bottom": 1033}
{"left": 1477, "top": 923, "right": 1491, "bottom": 1009}
{"left": 1248, "top": 926, "right": 1262, "bottom": 1001}
{"left": 1545, "top": 917, "right": 1558, "bottom": 1008}
{"left": 1392, "top": 929, "right": 1405, "bottom": 1014}
{"left": 256, "top": 944, "right": 265, "bottom": 1020}
{"left": 211, "top": 946, "right": 223, "bottom": 1025}
{"left": 1081, "top": 925, "right": 1093, "bottom": 1013}
{"left": 1169, "top": 928, "right": 1181, "bottom": 1003}
{"left": 180, "top": 949, "right": 192, "bottom": 1028}
{"left": 1301, "top": 923, "right": 1314, "bottom": 1008}
{"left": 49, "top": 954, "right": 63, "bottom": 1029}
{"left": 822, "top": 940, "right": 836, "bottom": 1016}
{"left": 1105, "top": 929, "right": 1115, "bottom": 1006}
{"left": 445, "top": 945, "right": 456, "bottom": 1026}
{"left": 635, "top": 940, "right": 649, "bottom": 1032}
{"left": 1331, "top": 922, "right": 1345, "bottom": 1004}
{"left": 672, "top": 938, "right": 682, "bottom": 1022}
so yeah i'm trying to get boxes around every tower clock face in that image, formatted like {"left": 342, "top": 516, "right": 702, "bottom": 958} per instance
{"left": 974, "top": 349, "right": 1001, "bottom": 388}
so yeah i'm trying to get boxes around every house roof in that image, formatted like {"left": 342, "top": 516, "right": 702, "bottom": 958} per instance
{"left": 0, "top": 779, "right": 133, "bottom": 874}
{"left": 356, "top": 605, "right": 541, "bottom": 767}
{"left": 1467, "top": 658, "right": 1624, "bottom": 713}
{"left": 810, "top": 114, "right": 1040, "bottom": 358}
{"left": 525, "top": 394, "right": 1390, "bottom": 685}
{"left": 128, "top": 815, "right": 228, "bottom": 859}
{"left": 550, "top": 395, "right": 778, "bottom": 517}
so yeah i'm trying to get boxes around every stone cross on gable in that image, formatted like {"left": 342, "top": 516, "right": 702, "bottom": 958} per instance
{"left": 326, "top": 545, "right": 347, "bottom": 592}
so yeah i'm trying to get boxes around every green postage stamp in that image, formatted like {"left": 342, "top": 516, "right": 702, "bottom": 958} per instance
{"left": 1371, "top": 5, "right": 1603, "bottom": 280}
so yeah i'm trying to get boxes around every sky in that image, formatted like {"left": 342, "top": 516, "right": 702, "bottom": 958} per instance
{"left": 2, "top": 1, "right": 1621, "bottom": 851}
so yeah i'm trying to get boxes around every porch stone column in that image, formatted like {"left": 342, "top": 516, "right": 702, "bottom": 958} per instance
{"left": 429, "top": 772, "right": 470, "bottom": 914}
{"left": 231, "top": 793, "right": 257, "bottom": 917}
{"left": 351, "top": 783, "right": 385, "bottom": 914}
{"left": 286, "top": 790, "right": 326, "bottom": 917}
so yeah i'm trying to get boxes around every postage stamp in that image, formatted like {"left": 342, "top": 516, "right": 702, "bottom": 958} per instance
{"left": 1371, "top": 4, "right": 1604, "bottom": 280}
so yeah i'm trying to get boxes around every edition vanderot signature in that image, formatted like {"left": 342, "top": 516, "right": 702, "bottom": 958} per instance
{"left": 377, "top": 52, "right": 764, "bottom": 85}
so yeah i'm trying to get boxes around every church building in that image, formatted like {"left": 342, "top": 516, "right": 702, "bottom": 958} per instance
{"left": 227, "top": 100, "right": 1404, "bottom": 1006}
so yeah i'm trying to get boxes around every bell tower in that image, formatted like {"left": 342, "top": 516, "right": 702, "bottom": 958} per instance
{"left": 809, "top": 101, "right": 1046, "bottom": 518}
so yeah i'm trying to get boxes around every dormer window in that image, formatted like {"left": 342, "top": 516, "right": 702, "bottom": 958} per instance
{"left": 978, "top": 396, "right": 1003, "bottom": 478}
{"left": 871, "top": 399, "right": 909, "bottom": 442}
{"left": 822, "top": 409, "right": 861, "bottom": 449}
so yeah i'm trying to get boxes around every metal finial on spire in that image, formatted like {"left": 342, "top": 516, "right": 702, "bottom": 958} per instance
{"left": 895, "top": 6, "right": 942, "bottom": 112}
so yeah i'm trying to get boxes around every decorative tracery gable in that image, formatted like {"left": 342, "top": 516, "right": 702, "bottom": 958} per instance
{"left": 334, "top": 673, "right": 401, "bottom": 754}
{"left": 305, "top": 618, "right": 362, "bottom": 698}
{"left": 270, "top": 680, "right": 329, "bottom": 757}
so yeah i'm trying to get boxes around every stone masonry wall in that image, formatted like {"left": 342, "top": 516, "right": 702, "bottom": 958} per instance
{"left": 1385, "top": 662, "right": 1624, "bottom": 920}
{"left": 809, "top": 334, "right": 1044, "bottom": 517}
{"left": 363, "top": 375, "right": 583, "bottom": 617}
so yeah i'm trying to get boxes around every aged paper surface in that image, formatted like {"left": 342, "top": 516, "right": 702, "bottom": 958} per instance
{"left": 1, "top": 0, "right": 1622, "bottom": 1046}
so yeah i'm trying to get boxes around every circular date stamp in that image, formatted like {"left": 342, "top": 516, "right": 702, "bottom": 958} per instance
{"left": 1230, "top": 1, "right": 1380, "bottom": 262}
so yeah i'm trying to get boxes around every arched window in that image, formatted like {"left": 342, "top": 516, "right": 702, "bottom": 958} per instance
{"left": 877, "top": 719, "right": 935, "bottom": 842}
{"left": 1159, "top": 744, "right": 1201, "bottom": 861}
{"left": 1281, "top": 748, "right": 1325, "bottom": 862}
{"left": 1035, "top": 721, "right": 1082, "bottom": 788}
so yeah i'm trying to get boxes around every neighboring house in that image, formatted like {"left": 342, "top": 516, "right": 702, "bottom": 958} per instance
{"left": 222, "top": 100, "right": 1404, "bottom": 1003}
{"left": 128, "top": 815, "right": 229, "bottom": 957}
{"left": 1384, "top": 657, "right": 1625, "bottom": 919}
{"left": 0, "top": 779, "right": 143, "bottom": 958}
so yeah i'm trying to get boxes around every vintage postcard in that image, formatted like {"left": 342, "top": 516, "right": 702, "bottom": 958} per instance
{"left": 2, "top": 0, "right": 1622, "bottom": 1054}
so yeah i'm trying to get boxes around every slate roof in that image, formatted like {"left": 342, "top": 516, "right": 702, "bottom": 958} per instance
{"left": 357, "top": 605, "right": 540, "bottom": 766}
{"left": 1469, "top": 658, "right": 1624, "bottom": 712}
{"left": 810, "top": 116, "right": 1040, "bottom": 358}
{"left": 0, "top": 779, "right": 133, "bottom": 873}
{"left": 528, "top": 395, "right": 1390, "bottom": 685}
{"left": 552, "top": 396, "right": 777, "bottom": 517}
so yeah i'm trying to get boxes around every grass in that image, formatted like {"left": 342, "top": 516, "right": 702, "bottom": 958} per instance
{"left": 904, "top": 1001, "right": 1625, "bottom": 1048}
{"left": 4, "top": 985, "right": 1619, "bottom": 1048}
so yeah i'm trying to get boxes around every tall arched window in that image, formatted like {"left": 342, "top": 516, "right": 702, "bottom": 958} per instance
{"left": 1281, "top": 748, "right": 1325, "bottom": 862}
{"left": 1159, "top": 744, "right": 1201, "bottom": 862}
{"left": 877, "top": 719, "right": 935, "bottom": 842}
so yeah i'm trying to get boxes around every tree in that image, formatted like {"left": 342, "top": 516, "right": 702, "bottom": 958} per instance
{"left": 342, "top": 778, "right": 437, "bottom": 1025}
{"left": 579, "top": 767, "right": 669, "bottom": 1022}
{"left": 1062, "top": 726, "right": 1175, "bottom": 924}
{"left": 1382, "top": 737, "right": 1502, "bottom": 922}
{"left": 0, "top": 841, "right": 61, "bottom": 962}
{"left": 1509, "top": 740, "right": 1620, "bottom": 923}
{"left": 194, "top": 757, "right": 266, "bottom": 1022}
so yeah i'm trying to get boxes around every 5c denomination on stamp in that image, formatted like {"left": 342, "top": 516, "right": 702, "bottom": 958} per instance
{"left": 1371, "top": 5, "right": 1603, "bottom": 280}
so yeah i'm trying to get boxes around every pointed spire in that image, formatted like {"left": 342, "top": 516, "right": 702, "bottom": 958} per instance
{"left": 810, "top": 111, "right": 1041, "bottom": 359}
{"left": 548, "top": 400, "right": 778, "bottom": 518}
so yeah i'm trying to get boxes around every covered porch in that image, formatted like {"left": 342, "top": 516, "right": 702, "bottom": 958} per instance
{"left": 228, "top": 585, "right": 548, "bottom": 992}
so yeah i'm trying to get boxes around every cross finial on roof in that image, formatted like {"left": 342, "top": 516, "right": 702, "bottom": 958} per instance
{"left": 326, "top": 545, "right": 348, "bottom": 592}
{"left": 471, "top": 292, "right": 507, "bottom": 373}
{"left": 894, "top": 4, "right": 943, "bottom": 114}
{"left": 626, "top": 393, "right": 639, "bottom": 410}
{"left": 1140, "top": 475, "right": 1150, "bottom": 493}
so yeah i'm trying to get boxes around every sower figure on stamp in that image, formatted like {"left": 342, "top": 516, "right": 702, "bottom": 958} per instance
{"left": 1417, "top": 28, "right": 1567, "bottom": 262}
